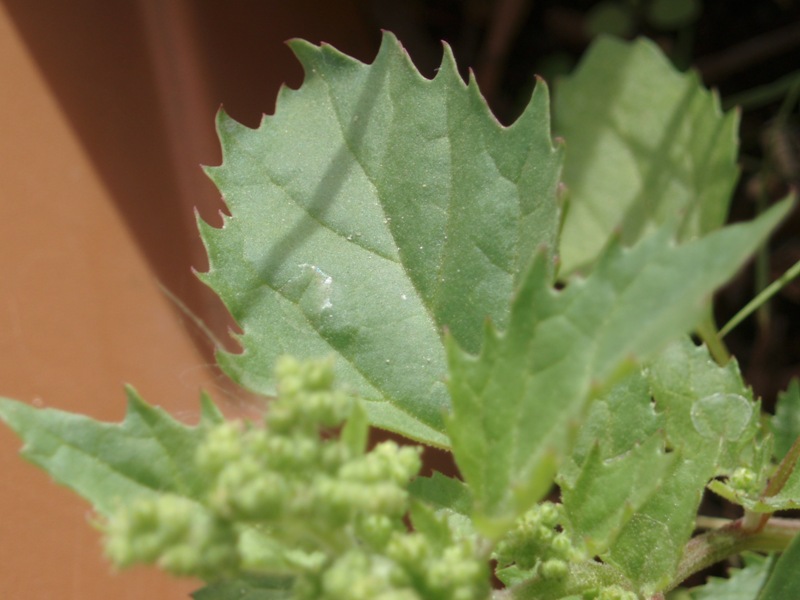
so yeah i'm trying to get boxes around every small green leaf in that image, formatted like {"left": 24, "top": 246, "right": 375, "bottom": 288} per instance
{"left": 408, "top": 472, "right": 472, "bottom": 516}
{"left": 555, "top": 36, "right": 739, "bottom": 275}
{"left": 446, "top": 200, "right": 789, "bottom": 537}
{"left": 0, "top": 390, "right": 219, "bottom": 516}
{"left": 595, "top": 338, "right": 761, "bottom": 592}
{"left": 340, "top": 400, "right": 369, "bottom": 456}
{"left": 772, "top": 379, "right": 800, "bottom": 460}
{"left": 758, "top": 535, "right": 800, "bottom": 599}
{"left": 711, "top": 454, "right": 800, "bottom": 513}
{"left": 648, "top": 339, "right": 761, "bottom": 470}
{"left": 192, "top": 575, "right": 293, "bottom": 600}
{"left": 562, "top": 415, "right": 676, "bottom": 557}
{"left": 200, "top": 32, "right": 563, "bottom": 446}
{"left": 560, "top": 370, "right": 676, "bottom": 559}
{"left": 688, "top": 553, "right": 772, "bottom": 600}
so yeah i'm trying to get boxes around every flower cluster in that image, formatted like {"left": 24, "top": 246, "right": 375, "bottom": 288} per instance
{"left": 494, "top": 502, "right": 583, "bottom": 578}
{"left": 103, "top": 356, "right": 486, "bottom": 599}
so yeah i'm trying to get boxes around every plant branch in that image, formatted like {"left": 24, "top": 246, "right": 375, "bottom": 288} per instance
{"left": 670, "top": 517, "right": 800, "bottom": 591}
{"left": 697, "top": 311, "right": 731, "bottom": 364}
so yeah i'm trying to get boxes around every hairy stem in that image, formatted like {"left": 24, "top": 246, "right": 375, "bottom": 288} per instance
{"left": 670, "top": 516, "right": 800, "bottom": 590}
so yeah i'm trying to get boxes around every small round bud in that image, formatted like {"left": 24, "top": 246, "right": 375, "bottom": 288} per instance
{"left": 730, "top": 467, "right": 758, "bottom": 492}
{"left": 540, "top": 558, "right": 568, "bottom": 580}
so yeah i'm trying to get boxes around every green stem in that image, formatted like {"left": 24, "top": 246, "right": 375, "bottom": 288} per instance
{"left": 669, "top": 517, "right": 800, "bottom": 591}
{"left": 697, "top": 311, "right": 731, "bottom": 364}
{"left": 762, "top": 430, "right": 800, "bottom": 500}
{"left": 754, "top": 182, "right": 772, "bottom": 333}
{"left": 719, "top": 256, "right": 800, "bottom": 338}
{"left": 723, "top": 69, "right": 800, "bottom": 111}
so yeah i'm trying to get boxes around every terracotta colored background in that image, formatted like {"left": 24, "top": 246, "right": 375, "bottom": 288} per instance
{"left": 0, "top": 1, "right": 376, "bottom": 597}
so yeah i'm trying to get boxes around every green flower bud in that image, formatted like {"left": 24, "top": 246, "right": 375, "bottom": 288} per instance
{"left": 427, "top": 541, "right": 488, "bottom": 600}
{"left": 211, "top": 458, "right": 288, "bottom": 521}
{"left": 356, "top": 514, "right": 404, "bottom": 551}
{"left": 537, "top": 502, "right": 563, "bottom": 528}
{"left": 320, "top": 551, "right": 415, "bottom": 600}
{"left": 104, "top": 495, "right": 238, "bottom": 578}
{"left": 263, "top": 433, "right": 320, "bottom": 472}
{"left": 540, "top": 558, "right": 568, "bottom": 580}
{"left": 387, "top": 531, "right": 430, "bottom": 565}
{"left": 196, "top": 421, "right": 245, "bottom": 474}
{"left": 730, "top": 467, "right": 758, "bottom": 492}
{"left": 551, "top": 532, "right": 574, "bottom": 559}
{"left": 339, "top": 441, "right": 421, "bottom": 485}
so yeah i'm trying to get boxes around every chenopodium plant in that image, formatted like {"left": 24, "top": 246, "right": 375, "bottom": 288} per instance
{"left": 2, "top": 33, "right": 800, "bottom": 600}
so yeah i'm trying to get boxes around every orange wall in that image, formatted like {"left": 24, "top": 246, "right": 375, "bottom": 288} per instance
{"left": 0, "top": 1, "right": 375, "bottom": 597}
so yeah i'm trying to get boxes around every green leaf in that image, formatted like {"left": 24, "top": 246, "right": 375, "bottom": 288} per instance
{"left": 703, "top": 380, "right": 800, "bottom": 515}
{"left": 199, "top": 32, "right": 563, "bottom": 447}
{"left": 555, "top": 36, "right": 739, "bottom": 275}
{"left": 758, "top": 535, "right": 800, "bottom": 600}
{"left": 0, "top": 390, "right": 221, "bottom": 516}
{"left": 560, "top": 371, "right": 677, "bottom": 557}
{"left": 647, "top": 338, "right": 759, "bottom": 471}
{"left": 408, "top": 471, "right": 472, "bottom": 516}
{"left": 586, "top": 338, "right": 760, "bottom": 593}
{"left": 688, "top": 553, "right": 771, "bottom": 600}
{"left": 772, "top": 379, "right": 800, "bottom": 461}
{"left": 340, "top": 400, "right": 369, "bottom": 456}
{"left": 710, "top": 453, "right": 800, "bottom": 514}
{"left": 192, "top": 575, "right": 293, "bottom": 600}
{"left": 446, "top": 198, "right": 789, "bottom": 538}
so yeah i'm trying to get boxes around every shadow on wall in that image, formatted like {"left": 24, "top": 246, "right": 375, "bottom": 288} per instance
{"left": 2, "top": 0, "right": 378, "bottom": 356}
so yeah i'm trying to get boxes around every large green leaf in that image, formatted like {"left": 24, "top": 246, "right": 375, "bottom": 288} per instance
{"left": 555, "top": 36, "right": 739, "bottom": 275}
{"left": 0, "top": 391, "right": 222, "bottom": 516}
{"left": 446, "top": 199, "right": 790, "bottom": 538}
{"left": 200, "top": 33, "right": 563, "bottom": 447}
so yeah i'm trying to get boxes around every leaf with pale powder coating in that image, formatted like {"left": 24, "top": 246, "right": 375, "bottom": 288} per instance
{"left": 200, "top": 32, "right": 563, "bottom": 447}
